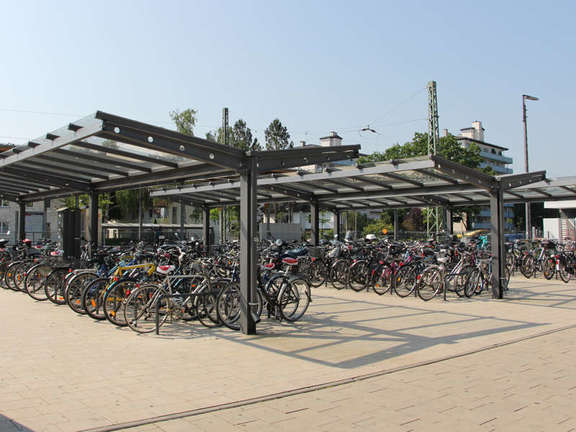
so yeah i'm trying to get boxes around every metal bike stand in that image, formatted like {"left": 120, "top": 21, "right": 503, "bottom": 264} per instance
{"left": 155, "top": 296, "right": 160, "bottom": 335}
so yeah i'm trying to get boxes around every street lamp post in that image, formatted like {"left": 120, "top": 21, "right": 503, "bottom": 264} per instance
{"left": 523, "top": 94, "right": 539, "bottom": 240}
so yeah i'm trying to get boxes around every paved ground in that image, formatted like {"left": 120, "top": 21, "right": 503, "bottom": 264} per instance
{"left": 113, "top": 324, "right": 576, "bottom": 432}
{"left": 1, "top": 276, "right": 576, "bottom": 432}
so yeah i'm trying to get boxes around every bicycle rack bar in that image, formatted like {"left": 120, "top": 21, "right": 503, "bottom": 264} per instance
{"left": 155, "top": 296, "right": 160, "bottom": 335}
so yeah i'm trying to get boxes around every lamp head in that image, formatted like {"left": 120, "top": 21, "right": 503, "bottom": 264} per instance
{"left": 523, "top": 95, "right": 539, "bottom": 101}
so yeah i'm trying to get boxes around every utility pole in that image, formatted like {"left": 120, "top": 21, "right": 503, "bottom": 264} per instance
{"left": 522, "top": 94, "right": 539, "bottom": 240}
{"left": 220, "top": 107, "right": 229, "bottom": 244}
{"left": 426, "top": 81, "right": 441, "bottom": 238}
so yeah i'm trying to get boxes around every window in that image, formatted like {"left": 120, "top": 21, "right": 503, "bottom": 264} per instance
{"left": 0, "top": 200, "right": 7, "bottom": 207}
{"left": 26, "top": 202, "right": 33, "bottom": 208}
{"left": 0, "top": 221, "right": 9, "bottom": 234}
{"left": 153, "top": 207, "right": 167, "bottom": 219}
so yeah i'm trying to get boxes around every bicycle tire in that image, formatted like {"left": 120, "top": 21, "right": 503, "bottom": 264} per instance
{"left": 103, "top": 280, "right": 136, "bottom": 326}
{"left": 45, "top": 268, "right": 69, "bottom": 305}
{"left": 308, "top": 259, "right": 327, "bottom": 288}
{"left": 559, "top": 259, "right": 572, "bottom": 283}
{"left": 3, "top": 262, "right": 20, "bottom": 291}
{"left": 520, "top": 255, "right": 534, "bottom": 279}
{"left": 542, "top": 258, "right": 555, "bottom": 280}
{"left": 12, "top": 261, "right": 30, "bottom": 292}
{"left": 24, "top": 263, "right": 52, "bottom": 301}
{"left": 330, "top": 260, "right": 349, "bottom": 290}
{"left": 195, "top": 280, "right": 226, "bottom": 328}
{"left": 124, "top": 284, "right": 168, "bottom": 333}
{"left": 216, "top": 282, "right": 263, "bottom": 331}
{"left": 65, "top": 272, "right": 98, "bottom": 314}
{"left": 373, "top": 265, "right": 393, "bottom": 295}
{"left": 417, "top": 266, "right": 444, "bottom": 301}
{"left": 464, "top": 268, "right": 482, "bottom": 298}
{"left": 278, "top": 277, "right": 311, "bottom": 322}
{"left": 81, "top": 277, "right": 108, "bottom": 320}
{"left": 393, "top": 264, "right": 419, "bottom": 298}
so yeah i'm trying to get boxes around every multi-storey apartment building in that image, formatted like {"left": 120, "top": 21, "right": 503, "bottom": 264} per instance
{"left": 447, "top": 121, "right": 515, "bottom": 231}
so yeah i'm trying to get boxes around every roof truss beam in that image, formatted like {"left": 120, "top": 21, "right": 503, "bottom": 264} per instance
{"left": 98, "top": 112, "right": 245, "bottom": 170}
{"left": 252, "top": 145, "right": 360, "bottom": 172}
{"left": 54, "top": 149, "right": 150, "bottom": 173}
{"left": 421, "top": 168, "right": 460, "bottom": 184}
{"left": 431, "top": 155, "right": 497, "bottom": 190}
{"left": 72, "top": 141, "right": 179, "bottom": 168}
{"left": 2, "top": 166, "right": 90, "bottom": 191}
{"left": 260, "top": 184, "right": 314, "bottom": 201}
{"left": 35, "top": 153, "right": 123, "bottom": 176}
{"left": 20, "top": 159, "right": 110, "bottom": 180}
{"left": 498, "top": 171, "right": 547, "bottom": 190}
{"left": 379, "top": 172, "right": 423, "bottom": 187}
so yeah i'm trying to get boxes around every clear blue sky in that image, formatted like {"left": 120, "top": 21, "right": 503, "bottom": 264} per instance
{"left": 0, "top": 0, "right": 574, "bottom": 176}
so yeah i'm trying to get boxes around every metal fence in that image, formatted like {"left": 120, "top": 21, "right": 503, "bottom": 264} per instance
{"left": 101, "top": 227, "right": 212, "bottom": 246}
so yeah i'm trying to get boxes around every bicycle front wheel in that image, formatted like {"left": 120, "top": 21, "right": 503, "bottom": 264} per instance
{"left": 330, "top": 260, "right": 349, "bottom": 290}
{"left": 216, "top": 282, "right": 263, "bottom": 331}
{"left": 24, "top": 264, "right": 52, "bottom": 301}
{"left": 279, "top": 277, "right": 311, "bottom": 322}
{"left": 417, "top": 267, "right": 444, "bottom": 301}
{"left": 124, "top": 285, "right": 167, "bottom": 333}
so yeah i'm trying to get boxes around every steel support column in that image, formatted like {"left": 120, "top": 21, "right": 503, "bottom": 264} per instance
{"left": 239, "top": 157, "right": 257, "bottom": 335}
{"left": 43, "top": 199, "right": 50, "bottom": 239}
{"left": 18, "top": 201, "right": 25, "bottom": 241}
{"left": 138, "top": 189, "right": 143, "bottom": 241}
{"left": 265, "top": 205, "right": 271, "bottom": 239}
{"left": 445, "top": 208, "right": 453, "bottom": 236}
{"left": 489, "top": 187, "right": 505, "bottom": 299}
{"left": 202, "top": 206, "right": 211, "bottom": 254}
{"left": 525, "top": 202, "right": 532, "bottom": 240}
{"left": 89, "top": 190, "right": 99, "bottom": 248}
{"left": 310, "top": 200, "right": 319, "bottom": 246}
{"left": 335, "top": 210, "right": 341, "bottom": 241}
{"left": 394, "top": 209, "right": 399, "bottom": 241}
{"left": 180, "top": 198, "right": 185, "bottom": 238}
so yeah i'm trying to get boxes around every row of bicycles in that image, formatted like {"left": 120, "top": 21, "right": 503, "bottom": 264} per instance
{"left": 0, "top": 238, "right": 312, "bottom": 334}
{"left": 295, "top": 238, "right": 509, "bottom": 301}
{"left": 4, "top": 234, "right": 571, "bottom": 334}
{"left": 507, "top": 239, "right": 576, "bottom": 282}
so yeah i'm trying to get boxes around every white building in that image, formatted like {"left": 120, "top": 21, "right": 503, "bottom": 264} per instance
{"left": 444, "top": 121, "right": 515, "bottom": 231}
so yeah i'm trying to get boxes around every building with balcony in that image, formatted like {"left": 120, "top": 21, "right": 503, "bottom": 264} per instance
{"left": 445, "top": 121, "right": 515, "bottom": 231}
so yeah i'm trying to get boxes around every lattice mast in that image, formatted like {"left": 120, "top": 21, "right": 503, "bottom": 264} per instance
{"left": 427, "top": 81, "right": 441, "bottom": 237}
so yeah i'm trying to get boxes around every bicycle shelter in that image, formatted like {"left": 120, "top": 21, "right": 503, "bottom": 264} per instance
{"left": 0, "top": 111, "right": 359, "bottom": 334}
{"left": 2, "top": 111, "right": 575, "bottom": 333}
{"left": 151, "top": 156, "right": 576, "bottom": 304}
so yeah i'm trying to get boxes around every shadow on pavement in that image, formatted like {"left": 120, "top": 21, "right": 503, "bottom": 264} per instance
{"left": 152, "top": 289, "right": 545, "bottom": 370}
{"left": 0, "top": 414, "right": 35, "bottom": 432}
{"left": 503, "top": 277, "right": 576, "bottom": 310}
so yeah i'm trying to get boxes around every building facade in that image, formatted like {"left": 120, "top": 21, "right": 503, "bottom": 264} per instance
{"left": 447, "top": 121, "right": 515, "bottom": 231}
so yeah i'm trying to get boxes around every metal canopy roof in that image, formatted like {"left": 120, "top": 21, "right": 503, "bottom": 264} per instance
{"left": 0, "top": 112, "right": 359, "bottom": 202}
{"left": 150, "top": 155, "right": 556, "bottom": 209}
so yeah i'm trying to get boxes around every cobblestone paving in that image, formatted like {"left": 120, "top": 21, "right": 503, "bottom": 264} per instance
{"left": 115, "top": 324, "right": 576, "bottom": 432}
{"left": 0, "top": 276, "right": 575, "bottom": 432}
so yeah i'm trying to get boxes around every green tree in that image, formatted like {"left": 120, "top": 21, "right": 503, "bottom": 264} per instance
{"left": 169, "top": 108, "right": 197, "bottom": 136}
{"left": 111, "top": 189, "right": 151, "bottom": 220}
{"left": 360, "top": 132, "right": 487, "bottom": 172}
{"left": 360, "top": 132, "right": 494, "bottom": 231}
{"left": 65, "top": 193, "right": 112, "bottom": 211}
{"left": 206, "top": 119, "right": 261, "bottom": 151}
{"left": 232, "top": 119, "right": 261, "bottom": 151}
{"left": 264, "top": 119, "right": 291, "bottom": 151}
